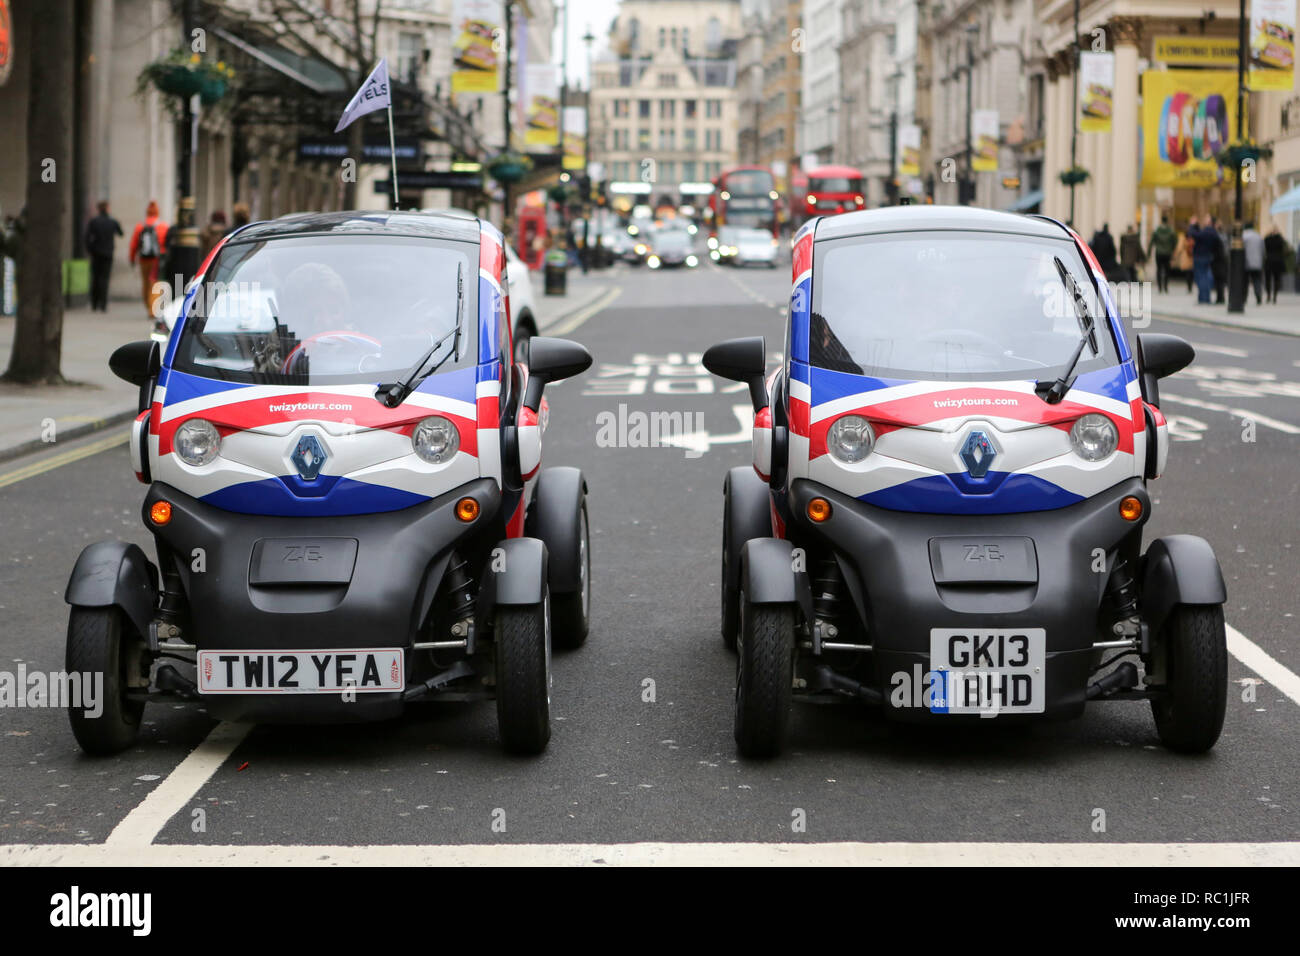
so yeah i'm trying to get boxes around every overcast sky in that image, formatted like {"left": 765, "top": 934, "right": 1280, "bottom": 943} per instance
{"left": 550, "top": 0, "right": 616, "bottom": 89}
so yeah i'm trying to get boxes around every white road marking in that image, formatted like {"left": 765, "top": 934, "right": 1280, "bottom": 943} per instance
{"left": 104, "top": 721, "right": 252, "bottom": 847}
{"left": 1161, "top": 393, "right": 1300, "bottom": 434}
{"left": 1189, "top": 342, "right": 1250, "bottom": 358}
{"left": 1228, "top": 625, "right": 1300, "bottom": 707}
{"left": 2, "top": 842, "right": 1297, "bottom": 866}
{"left": 543, "top": 287, "right": 622, "bottom": 337}
{"left": 660, "top": 404, "right": 752, "bottom": 454}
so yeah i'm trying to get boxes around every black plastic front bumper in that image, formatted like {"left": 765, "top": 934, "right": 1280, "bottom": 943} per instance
{"left": 143, "top": 478, "right": 501, "bottom": 722}
{"left": 787, "top": 477, "right": 1151, "bottom": 720}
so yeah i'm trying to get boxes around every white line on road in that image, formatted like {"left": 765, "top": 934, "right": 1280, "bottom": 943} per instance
{"left": 1162, "top": 393, "right": 1300, "bottom": 434}
{"left": 1228, "top": 625, "right": 1300, "bottom": 707}
{"left": 3, "top": 841, "right": 1297, "bottom": 867}
{"left": 543, "top": 287, "right": 622, "bottom": 337}
{"left": 104, "top": 721, "right": 251, "bottom": 847}
{"left": 1189, "top": 342, "right": 1250, "bottom": 358}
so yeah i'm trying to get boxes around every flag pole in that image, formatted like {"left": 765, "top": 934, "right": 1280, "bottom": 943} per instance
{"left": 387, "top": 101, "right": 400, "bottom": 210}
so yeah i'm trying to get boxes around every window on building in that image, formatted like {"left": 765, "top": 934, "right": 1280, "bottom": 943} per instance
{"left": 614, "top": 161, "right": 631, "bottom": 180}
{"left": 661, "top": 160, "right": 676, "bottom": 182}
{"left": 705, "top": 128, "right": 721, "bottom": 151}
{"left": 396, "top": 31, "right": 422, "bottom": 83}
{"left": 659, "top": 72, "right": 677, "bottom": 88}
{"left": 706, "top": 99, "right": 722, "bottom": 119}
{"left": 705, "top": 161, "right": 720, "bottom": 180}
{"left": 683, "top": 127, "right": 697, "bottom": 152}
{"left": 638, "top": 99, "right": 651, "bottom": 118}
{"left": 614, "top": 99, "right": 630, "bottom": 118}
{"left": 684, "top": 99, "right": 698, "bottom": 119}
{"left": 682, "top": 28, "right": 690, "bottom": 53}
{"left": 671, "top": 28, "right": 678, "bottom": 50}
{"left": 628, "top": 17, "right": 640, "bottom": 52}
{"left": 613, "top": 128, "right": 629, "bottom": 150}
{"left": 659, "top": 27, "right": 666, "bottom": 50}
{"left": 706, "top": 16, "right": 721, "bottom": 51}
{"left": 638, "top": 128, "right": 651, "bottom": 149}
{"left": 659, "top": 128, "right": 676, "bottom": 150}
{"left": 682, "top": 161, "right": 697, "bottom": 181}
{"left": 659, "top": 99, "right": 675, "bottom": 119}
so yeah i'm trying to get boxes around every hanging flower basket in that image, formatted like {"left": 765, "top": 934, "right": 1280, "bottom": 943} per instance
{"left": 1215, "top": 140, "right": 1273, "bottom": 168}
{"left": 1058, "top": 166, "right": 1090, "bottom": 186}
{"left": 136, "top": 49, "right": 236, "bottom": 111}
{"left": 488, "top": 152, "right": 533, "bottom": 185}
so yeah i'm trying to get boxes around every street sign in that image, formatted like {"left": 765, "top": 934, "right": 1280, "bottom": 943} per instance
{"left": 299, "top": 138, "right": 420, "bottom": 162}
{"left": 373, "top": 170, "right": 484, "bottom": 192}
{"left": 1002, "top": 177, "right": 1021, "bottom": 189}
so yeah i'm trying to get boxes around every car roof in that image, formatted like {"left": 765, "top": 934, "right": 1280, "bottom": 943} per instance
{"left": 814, "top": 205, "right": 1070, "bottom": 243}
{"left": 229, "top": 209, "right": 482, "bottom": 245}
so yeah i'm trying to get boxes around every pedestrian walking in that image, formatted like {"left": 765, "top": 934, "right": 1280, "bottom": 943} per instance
{"left": 1089, "top": 223, "right": 1119, "bottom": 277}
{"left": 1119, "top": 224, "right": 1144, "bottom": 281}
{"left": 1147, "top": 216, "right": 1177, "bottom": 292}
{"left": 1243, "top": 221, "right": 1264, "bottom": 306}
{"left": 224, "top": 202, "right": 250, "bottom": 239}
{"left": 199, "top": 210, "right": 227, "bottom": 259}
{"left": 128, "top": 201, "right": 169, "bottom": 319}
{"left": 1264, "top": 225, "right": 1288, "bottom": 303}
{"left": 83, "top": 200, "right": 122, "bottom": 312}
{"left": 1188, "top": 217, "right": 1218, "bottom": 304}
{"left": 1211, "top": 217, "right": 1228, "bottom": 304}
{"left": 1174, "top": 225, "right": 1195, "bottom": 292}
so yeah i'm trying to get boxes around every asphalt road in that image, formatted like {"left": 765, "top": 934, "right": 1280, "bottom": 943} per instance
{"left": 1, "top": 247, "right": 1297, "bottom": 855}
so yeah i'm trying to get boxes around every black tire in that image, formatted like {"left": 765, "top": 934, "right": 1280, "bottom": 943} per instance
{"left": 494, "top": 594, "right": 552, "bottom": 754}
{"left": 66, "top": 606, "right": 146, "bottom": 756}
{"left": 722, "top": 468, "right": 771, "bottom": 650}
{"left": 1150, "top": 604, "right": 1227, "bottom": 753}
{"left": 551, "top": 501, "right": 590, "bottom": 648}
{"left": 734, "top": 592, "right": 795, "bottom": 758}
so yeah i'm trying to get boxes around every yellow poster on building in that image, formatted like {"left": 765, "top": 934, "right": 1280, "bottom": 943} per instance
{"left": 1153, "top": 36, "right": 1239, "bottom": 67}
{"left": 971, "top": 110, "right": 998, "bottom": 172}
{"left": 1249, "top": 0, "right": 1296, "bottom": 91}
{"left": 1079, "top": 52, "right": 1114, "bottom": 133}
{"left": 899, "top": 124, "right": 921, "bottom": 177}
{"left": 562, "top": 106, "right": 585, "bottom": 171}
{"left": 524, "top": 64, "right": 559, "bottom": 149}
{"left": 451, "top": 0, "right": 502, "bottom": 94}
{"left": 1141, "top": 70, "right": 1239, "bottom": 188}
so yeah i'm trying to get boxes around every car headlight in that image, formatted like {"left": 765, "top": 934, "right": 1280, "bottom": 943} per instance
{"left": 635, "top": 243, "right": 647, "bottom": 255}
{"left": 686, "top": 255, "right": 698, "bottom": 267}
{"left": 1069, "top": 414, "right": 1118, "bottom": 461}
{"left": 827, "top": 415, "right": 875, "bottom": 464}
{"left": 707, "top": 237, "right": 718, "bottom": 249}
{"left": 412, "top": 416, "right": 460, "bottom": 464}
{"left": 647, "top": 255, "right": 661, "bottom": 269}
{"left": 174, "top": 418, "right": 221, "bottom": 466}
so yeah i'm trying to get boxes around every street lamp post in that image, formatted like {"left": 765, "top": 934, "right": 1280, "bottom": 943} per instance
{"left": 963, "top": 24, "right": 977, "bottom": 205}
{"left": 888, "top": 68, "right": 903, "bottom": 205}
{"left": 1228, "top": 0, "right": 1247, "bottom": 313}
{"left": 1069, "top": 0, "right": 1080, "bottom": 226}
{"left": 583, "top": 28, "right": 599, "bottom": 267}
{"left": 171, "top": 0, "right": 199, "bottom": 288}
{"left": 502, "top": 0, "right": 515, "bottom": 242}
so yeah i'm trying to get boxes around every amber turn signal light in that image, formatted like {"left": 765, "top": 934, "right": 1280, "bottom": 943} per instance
{"left": 149, "top": 501, "right": 172, "bottom": 526}
{"left": 1119, "top": 496, "right": 1143, "bottom": 522}
{"left": 807, "top": 497, "right": 832, "bottom": 523}
{"left": 455, "top": 497, "right": 480, "bottom": 522}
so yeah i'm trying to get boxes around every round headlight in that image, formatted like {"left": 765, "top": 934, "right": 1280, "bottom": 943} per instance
{"left": 827, "top": 415, "right": 875, "bottom": 464}
{"left": 1069, "top": 413, "right": 1118, "bottom": 461}
{"left": 412, "top": 416, "right": 459, "bottom": 464}
{"left": 174, "top": 418, "right": 221, "bottom": 466}
{"left": 686, "top": 255, "right": 698, "bottom": 267}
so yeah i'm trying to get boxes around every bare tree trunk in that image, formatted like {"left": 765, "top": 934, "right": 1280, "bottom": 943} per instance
{"left": 4, "top": 0, "right": 75, "bottom": 384}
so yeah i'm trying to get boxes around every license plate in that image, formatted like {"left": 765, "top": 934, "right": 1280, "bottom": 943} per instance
{"left": 197, "top": 649, "right": 405, "bottom": 694}
{"left": 928, "top": 628, "right": 1045, "bottom": 714}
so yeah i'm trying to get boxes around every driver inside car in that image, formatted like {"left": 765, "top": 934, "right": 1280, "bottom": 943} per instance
{"left": 277, "top": 262, "right": 380, "bottom": 375}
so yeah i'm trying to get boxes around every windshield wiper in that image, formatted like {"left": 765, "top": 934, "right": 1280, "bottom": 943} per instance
{"left": 376, "top": 262, "right": 464, "bottom": 408}
{"left": 1036, "top": 256, "right": 1099, "bottom": 404}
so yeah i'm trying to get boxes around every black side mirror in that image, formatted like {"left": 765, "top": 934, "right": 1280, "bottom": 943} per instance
{"left": 1135, "top": 333, "right": 1194, "bottom": 407}
{"left": 523, "top": 336, "right": 593, "bottom": 410}
{"left": 109, "top": 340, "right": 160, "bottom": 388}
{"left": 702, "top": 336, "right": 767, "bottom": 412}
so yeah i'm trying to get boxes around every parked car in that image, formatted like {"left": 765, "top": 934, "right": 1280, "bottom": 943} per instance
{"left": 68, "top": 210, "right": 595, "bottom": 756}
{"left": 703, "top": 205, "right": 1226, "bottom": 757}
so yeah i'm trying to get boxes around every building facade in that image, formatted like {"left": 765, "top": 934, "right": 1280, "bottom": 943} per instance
{"left": 799, "top": 0, "right": 843, "bottom": 165}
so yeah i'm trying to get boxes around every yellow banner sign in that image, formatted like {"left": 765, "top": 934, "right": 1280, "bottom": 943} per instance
{"left": 1153, "top": 36, "right": 1240, "bottom": 66}
{"left": 451, "top": 0, "right": 501, "bottom": 94}
{"left": 1249, "top": 0, "right": 1296, "bottom": 91}
{"left": 1141, "top": 70, "right": 1239, "bottom": 188}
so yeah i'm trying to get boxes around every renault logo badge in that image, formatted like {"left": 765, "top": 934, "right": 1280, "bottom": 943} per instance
{"left": 959, "top": 430, "right": 998, "bottom": 478}
{"left": 291, "top": 434, "right": 328, "bottom": 480}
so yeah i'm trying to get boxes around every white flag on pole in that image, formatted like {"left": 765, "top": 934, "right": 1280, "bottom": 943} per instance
{"left": 334, "top": 59, "right": 391, "bottom": 133}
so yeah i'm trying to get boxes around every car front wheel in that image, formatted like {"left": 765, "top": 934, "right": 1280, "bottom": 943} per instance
{"left": 494, "top": 592, "right": 552, "bottom": 754}
{"left": 1150, "top": 604, "right": 1227, "bottom": 753}
{"left": 66, "top": 606, "right": 146, "bottom": 756}
{"left": 734, "top": 591, "right": 795, "bottom": 758}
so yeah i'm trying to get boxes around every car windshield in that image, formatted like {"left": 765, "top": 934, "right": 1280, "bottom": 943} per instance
{"left": 172, "top": 235, "right": 478, "bottom": 385}
{"left": 724, "top": 170, "right": 774, "bottom": 197}
{"left": 809, "top": 232, "right": 1116, "bottom": 381}
{"left": 654, "top": 230, "right": 691, "bottom": 251}
{"left": 810, "top": 177, "right": 861, "bottom": 194}
{"left": 736, "top": 228, "right": 771, "bottom": 244}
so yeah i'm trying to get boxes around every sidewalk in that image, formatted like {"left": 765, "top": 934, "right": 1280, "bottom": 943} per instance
{"left": 1151, "top": 285, "right": 1300, "bottom": 337}
{"left": 0, "top": 300, "right": 149, "bottom": 462}
{"left": 0, "top": 269, "right": 618, "bottom": 462}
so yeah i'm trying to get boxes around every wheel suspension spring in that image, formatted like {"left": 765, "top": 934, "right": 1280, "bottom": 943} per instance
{"left": 812, "top": 557, "right": 843, "bottom": 623}
{"left": 443, "top": 552, "right": 477, "bottom": 625}
{"left": 1104, "top": 558, "right": 1140, "bottom": 620}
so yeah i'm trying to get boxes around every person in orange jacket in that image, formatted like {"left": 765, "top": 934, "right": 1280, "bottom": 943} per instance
{"left": 128, "top": 200, "right": 169, "bottom": 319}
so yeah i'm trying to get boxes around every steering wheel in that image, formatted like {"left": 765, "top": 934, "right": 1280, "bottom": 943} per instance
{"left": 281, "top": 330, "right": 382, "bottom": 375}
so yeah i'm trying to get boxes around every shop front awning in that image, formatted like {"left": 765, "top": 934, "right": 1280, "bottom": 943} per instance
{"left": 211, "top": 27, "right": 348, "bottom": 95}
{"left": 1004, "top": 189, "right": 1044, "bottom": 213}
{"left": 1270, "top": 184, "right": 1300, "bottom": 215}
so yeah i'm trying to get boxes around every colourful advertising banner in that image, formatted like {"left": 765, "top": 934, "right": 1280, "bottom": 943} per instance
{"left": 1140, "top": 70, "right": 1239, "bottom": 188}
{"left": 1079, "top": 51, "right": 1114, "bottom": 133}
{"left": 524, "top": 64, "right": 559, "bottom": 149}
{"left": 899, "top": 124, "right": 921, "bottom": 176}
{"left": 451, "top": 0, "right": 502, "bottom": 94}
{"left": 1249, "top": 0, "right": 1296, "bottom": 91}
{"left": 562, "top": 106, "right": 585, "bottom": 171}
{"left": 971, "top": 109, "right": 999, "bottom": 172}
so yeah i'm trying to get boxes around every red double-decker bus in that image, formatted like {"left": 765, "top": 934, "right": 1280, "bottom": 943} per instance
{"left": 708, "top": 166, "right": 779, "bottom": 239}
{"left": 801, "top": 165, "right": 866, "bottom": 219}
